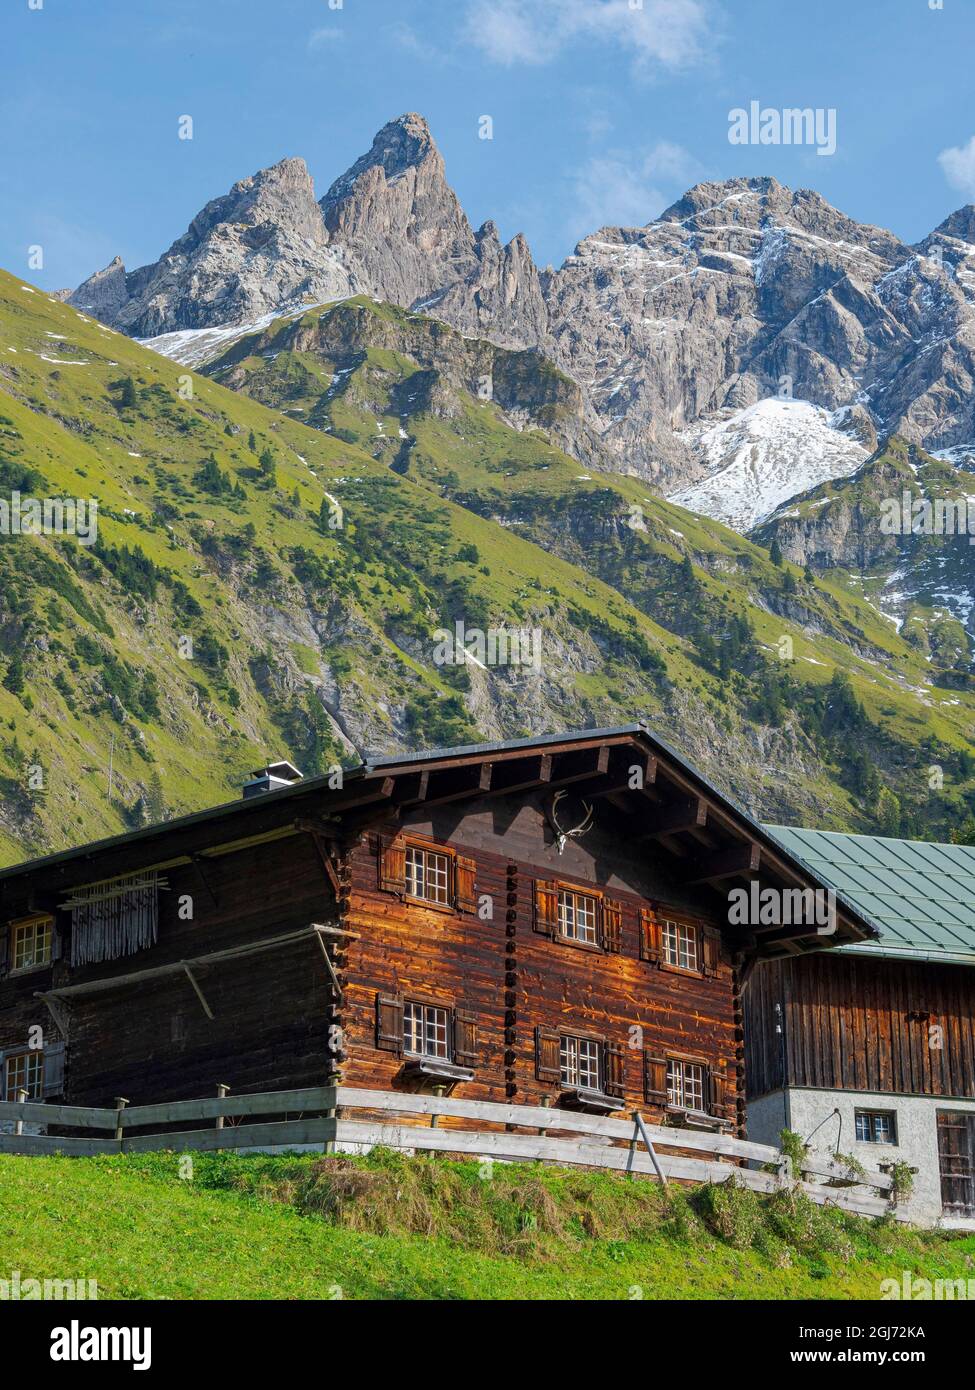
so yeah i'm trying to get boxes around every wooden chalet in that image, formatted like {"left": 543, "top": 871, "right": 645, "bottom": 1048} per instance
{"left": 746, "top": 826, "right": 975, "bottom": 1227}
{"left": 0, "top": 726, "right": 877, "bottom": 1143}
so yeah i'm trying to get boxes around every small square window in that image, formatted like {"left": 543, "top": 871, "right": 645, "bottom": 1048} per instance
{"left": 4, "top": 1051, "right": 44, "bottom": 1102}
{"left": 560, "top": 1034, "right": 602, "bottom": 1091}
{"left": 404, "top": 846, "right": 451, "bottom": 906}
{"left": 667, "top": 1059, "right": 705, "bottom": 1113}
{"left": 403, "top": 1002, "right": 450, "bottom": 1060}
{"left": 661, "top": 920, "right": 698, "bottom": 971}
{"left": 855, "top": 1109, "right": 897, "bottom": 1144}
{"left": 558, "top": 889, "right": 599, "bottom": 945}
{"left": 11, "top": 917, "right": 53, "bottom": 973}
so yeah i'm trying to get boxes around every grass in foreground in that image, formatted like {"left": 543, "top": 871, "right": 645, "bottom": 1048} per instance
{"left": 1, "top": 1149, "right": 973, "bottom": 1300}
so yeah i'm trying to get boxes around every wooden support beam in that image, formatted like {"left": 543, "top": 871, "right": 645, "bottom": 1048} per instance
{"left": 182, "top": 961, "right": 215, "bottom": 1020}
{"left": 35, "top": 991, "right": 70, "bottom": 1040}
{"left": 414, "top": 762, "right": 493, "bottom": 807}
{"left": 479, "top": 753, "right": 553, "bottom": 798}
{"left": 685, "top": 841, "right": 761, "bottom": 884}
{"left": 640, "top": 796, "right": 708, "bottom": 840}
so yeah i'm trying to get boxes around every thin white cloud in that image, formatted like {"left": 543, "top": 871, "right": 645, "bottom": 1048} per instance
{"left": 938, "top": 136, "right": 975, "bottom": 201}
{"left": 308, "top": 27, "right": 344, "bottom": 52}
{"left": 464, "top": 0, "right": 714, "bottom": 72}
{"left": 570, "top": 142, "right": 703, "bottom": 238}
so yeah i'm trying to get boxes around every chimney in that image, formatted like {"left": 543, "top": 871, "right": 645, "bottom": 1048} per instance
{"left": 242, "top": 760, "right": 304, "bottom": 799}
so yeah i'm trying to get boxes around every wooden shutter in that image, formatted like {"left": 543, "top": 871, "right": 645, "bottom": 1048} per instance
{"left": 604, "top": 1041, "right": 625, "bottom": 1098}
{"left": 0, "top": 924, "right": 8, "bottom": 976}
{"left": 533, "top": 880, "right": 559, "bottom": 937}
{"left": 640, "top": 908, "right": 660, "bottom": 964}
{"left": 50, "top": 918, "right": 63, "bottom": 962}
{"left": 453, "top": 1008, "right": 478, "bottom": 1067}
{"left": 702, "top": 926, "right": 721, "bottom": 978}
{"left": 375, "top": 993, "right": 404, "bottom": 1053}
{"left": 709, "top": 1067, "right": 736, "bottom": 1120}
{"left": 378, "top": 836, "right": 406, "bottom": 895}
{"left": 602, "top": 899, "right": 623, "bottom": 953}
{"left": 644, "top": 1053, "right": 669, "bottom": 1104}
{"left": 455, "top": 856, "right": 477, "bottom": 914}
{"left": 535, "top": 1025, "right": 561, "bottom": 1082}
{"left": 43, "top": 1040, "right": 66, "bottom": 1098}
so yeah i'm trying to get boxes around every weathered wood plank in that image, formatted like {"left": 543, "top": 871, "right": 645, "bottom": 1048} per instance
{"left": 121, "top": 1086, "right": 338, "bottom": 1127}
{"left": 334, "top": 1086, "right": 777, "bottom": 1161}
{"left": 0, "top": 1100, "right": 117, "bottom": 1129}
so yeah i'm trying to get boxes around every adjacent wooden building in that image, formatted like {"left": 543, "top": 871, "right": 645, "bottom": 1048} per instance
{"left": 746, "top": 826, "right": 975, "bottom": 1227}
{"left": 0, "top": 727, "right": 876, "bottom": 1145}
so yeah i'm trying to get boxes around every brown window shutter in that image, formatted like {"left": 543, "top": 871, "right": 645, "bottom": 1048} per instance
{"left": 375, "top": 993, "right": 404, "bottom": 1053}
{"left": 0, "top": 925, "right": 8, "bottom": 977}
{"left": 535, "top": 1025, "right": 561, "bottom": 1082}
{"left": 644, "top": 1052, "right": 669, "bottom": 1104}
{"left": 602, "top": 899, "right": 623, "bottom": 953}
{"left": 604, "top": 1040, "right": 625, "bottom": 1098}
{"left": 640, "top": 908, "right": 660, "bottom": 964}
{"left": 378, "top": 836, "right": 406, "bottom": 895}
{"left": 533, "top": 880, "right": 559, "bottom": 936}
{"left": 709, "top": 1067, "right": 736, "bottom": 1119}
{"left": 453, "top": 1007, "right": 478, "bottom": 1067}
{"left": 702, "top": 927, "right": 721, "bottom": 978}
{"left": 455, "top": 855, "right": 477, "bottom": 914}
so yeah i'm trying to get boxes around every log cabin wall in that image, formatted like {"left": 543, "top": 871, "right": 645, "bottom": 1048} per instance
{"left": 338, "top": 793, "right": 745, "bottom": 1132}
{"left": 745, "top": 953, "right": 975, "bottom": 1100}
{"left": 0, "top": 833, "right": 339, "bottom": 1110}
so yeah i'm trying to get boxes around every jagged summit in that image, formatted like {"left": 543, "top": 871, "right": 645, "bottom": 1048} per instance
{"left": 66, "top": 111, "right": 975, "bottom": 509}
{"left": 321, "top": 113, "right": 438, "bottom": 205}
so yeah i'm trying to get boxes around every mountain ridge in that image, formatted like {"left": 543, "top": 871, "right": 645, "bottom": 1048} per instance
{"left": 68, "top": 113, "right": 975, "bottom": 506}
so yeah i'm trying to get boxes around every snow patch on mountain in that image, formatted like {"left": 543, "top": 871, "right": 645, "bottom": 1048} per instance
{"left": 668, "top": 398, "right": 869, "bottom": 531}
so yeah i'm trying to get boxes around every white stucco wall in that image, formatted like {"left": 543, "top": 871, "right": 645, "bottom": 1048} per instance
{"left": 748, "top": 1087, "right": 975, "bottom": 1228}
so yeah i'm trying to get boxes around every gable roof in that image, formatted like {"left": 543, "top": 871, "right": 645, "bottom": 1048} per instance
{"left": 0, "top": 724, "right": 879, "bottom": 955}
{"left": 765, "top": 825, "right": 975, "bottom": 966}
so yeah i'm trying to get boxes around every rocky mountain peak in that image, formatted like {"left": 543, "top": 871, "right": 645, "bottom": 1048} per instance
{"left": 321, "top": 113, "right": 438, "bottom": 206}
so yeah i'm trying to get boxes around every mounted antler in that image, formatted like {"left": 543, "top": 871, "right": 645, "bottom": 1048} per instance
{"left": 547, "top": 789, "right": 595, "bottom": 855}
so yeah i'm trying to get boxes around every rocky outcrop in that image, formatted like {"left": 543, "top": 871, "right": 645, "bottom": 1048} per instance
{"left": 71, "top": 158, "right": 358, "bottom": 337}
{"left": 69, "top": 116, "right": 975, "bottom": 516}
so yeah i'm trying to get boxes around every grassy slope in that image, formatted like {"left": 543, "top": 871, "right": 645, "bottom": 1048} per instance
{"left": 0, "top": 272, "right": 707, "bottom": 862}
{"left": 1, "top": 1150, "right": 972, "bottom": 1301}
{"left": 205, "top": 298, "right": 975, "bottom": 835}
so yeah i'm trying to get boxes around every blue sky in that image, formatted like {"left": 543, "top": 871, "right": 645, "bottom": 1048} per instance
{"left": 4, "top": 0, "right": 975, "bottom": 291}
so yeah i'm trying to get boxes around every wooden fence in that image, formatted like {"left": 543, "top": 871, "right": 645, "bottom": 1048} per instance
{"left": 0, "top": 1084, "right": 904, "bottom": 1221}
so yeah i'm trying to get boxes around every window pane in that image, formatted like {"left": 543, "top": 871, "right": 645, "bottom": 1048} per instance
{"left": 405, "top": 847, "right": 450, "bottom": 905}
{"left": 667, "top": 1059, "right": 704, "bottom": 1111}
{"left": 13, "top": 918, "right": 52, "bottom": 971}
{"left": 558, "top": 890, "right": 598, "bottom": 944}
{"left": 560, "top": 1035, "right": 600, "bottom": 1090}
{"left": 4, "top": 1051, "right": 44, "bottom": 1101}
{"left": 662, "top": 920, "right": 698, "bottom": 969}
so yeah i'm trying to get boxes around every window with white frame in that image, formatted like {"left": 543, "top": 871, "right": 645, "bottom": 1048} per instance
{"left": 404, "top": 845, "right": 451, "bottom": 906}
{"left": 558, "top": 888, "right": 599, "bottom": 945}
{"left": 403, "top": 1001, "right": 450, "bottom": 1060}
{"left": 560, "top": 1034, "right": 602, "bottom": 1091}
{"left": 661, "top": 919, "right": 699, "bottom": 971}
{"left": 855, "top": 1109, "right": 897, "bottom": 1144}
{"left": 11, "top": 917, "right": 53, "bottom": 972}
{"left": 667, "top": 1059, "right": 705, "bottom": 1112}
{"left": 4, "top": 1051, "right": 43, "bottom": 1102}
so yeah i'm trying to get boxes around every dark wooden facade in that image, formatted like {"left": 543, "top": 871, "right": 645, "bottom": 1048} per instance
{"left": 0, "top": 727, "right": 876, "bottom": 1137}
{"left": 745, "top": 952, "right": 975, "bottom": 1100}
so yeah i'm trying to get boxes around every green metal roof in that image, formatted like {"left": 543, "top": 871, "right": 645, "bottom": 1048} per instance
{"left": 765, "top": 825, "right": 975, "bottom": 966}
